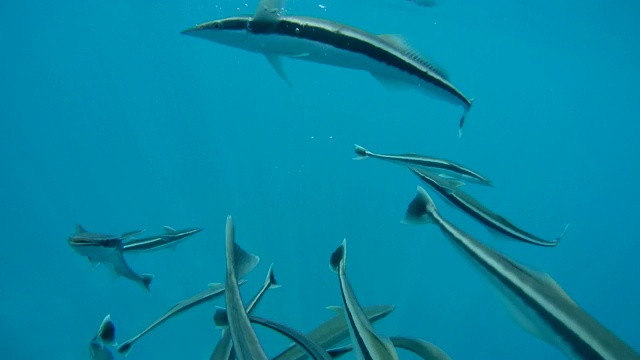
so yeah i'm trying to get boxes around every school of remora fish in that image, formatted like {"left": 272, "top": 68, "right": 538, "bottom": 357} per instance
{"left": 68, "top": 0, "right": 639, "bottom": 359}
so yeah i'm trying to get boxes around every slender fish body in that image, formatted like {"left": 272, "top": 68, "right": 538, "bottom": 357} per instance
{"left": 123, "top": 227, "right": 203, "bottom": 253}
{"left": 408, "top": 166, "right": 567, "bottom": 247}
{"left": 223, "top": 216, "right": 268, "bottom": 360}
{"left": 211, "top": 265, "right": 280, "bottom": 360}
{"left": 403, "top": 186, "right": 640, "bottom": 360}
{"left": 330, "top": 239, "right": 399, "bottom": 360}
{"left": 328, "top": 336, "right": 451, "bottom": 360}
{"left": 117, "top": 282, "right": 245, "bottom": 356}
{"left": 354, "top": 144, "right": 492, "bottom": 186}
{"left": 272, "top": 305, "right": 395, "bottom": 360}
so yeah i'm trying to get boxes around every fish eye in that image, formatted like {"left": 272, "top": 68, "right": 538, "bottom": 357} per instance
{"left": 213, "top": 22, "right": 222, "bottom": 30}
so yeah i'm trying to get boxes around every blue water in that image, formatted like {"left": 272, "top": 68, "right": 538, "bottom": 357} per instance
{"left": 2, "top": 0, "right": 639, "bottom": 358}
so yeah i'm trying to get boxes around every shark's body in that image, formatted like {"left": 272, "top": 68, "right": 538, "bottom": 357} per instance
{"left": 68, "top": 225, "right": 153, "bottom": 291}
{"left": 182, "top": 0, "right": 473, "bottom": 135}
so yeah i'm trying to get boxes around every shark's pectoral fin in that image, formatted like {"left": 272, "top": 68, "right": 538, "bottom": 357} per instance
{"left": 265, "top": 54, "right": 292, "bottom": 87}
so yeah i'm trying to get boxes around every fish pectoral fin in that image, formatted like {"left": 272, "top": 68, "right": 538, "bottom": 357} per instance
{"left": 377, "top": 34, "right": 450, "bottom": 80}
{"left": 370, "top": 72, "right": 412, "bottom": 92}
{"left": 253, "top": 0, "right": 285, "bottom": 22}
{"left": 213, "top": 306, "right": 230, "bottom": 328}
{"left": 265, "top": 54, "right": 293, "bottom": 87}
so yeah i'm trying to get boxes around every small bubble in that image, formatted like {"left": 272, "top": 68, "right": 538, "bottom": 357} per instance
{"left": 295, "top": 27, "right": 300, "bottom": 34}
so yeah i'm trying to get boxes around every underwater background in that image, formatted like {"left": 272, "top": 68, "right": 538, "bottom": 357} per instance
{"left": 1, "top": 0, "right": 639, "bottom": 358}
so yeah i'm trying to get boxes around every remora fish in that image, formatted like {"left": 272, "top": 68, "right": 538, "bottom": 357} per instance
{"left": 408, "top": 166, "right": 568, "bottom": 247}
{"left": 215, "top": 309, "right": 333, "bottom": 360}
{"left": 90, "top": 314, "right": 117, "bottom": 360}
{"left": 354, "top": 144, "right": 492, "bottom": 186}
{"left": 223, "top": 215, "right": 268, "bottom": 360}
{"left": 272, "top": 305, "right": 395, "bottom": 360}
{"left": 123, "top": 226, "right": 203, "bottom": 253}
{"left": 328, "top": 336, "right": 451, "bottom": 360}
{"left": 181, "top": 0, "right": 473, "bottom": 135}
{"left": 211, "top": 264, "right": 280, "bottom": 360}
{"left": 68, "top": 225, "right": 154, "bottom": 291}
{"left": 330, "top": 239, "right": 399, "bottom": 360}
{"left": 403, "top": 186, "right": 640, "bottom": 360}
{"left": 117, "top": 281, "right": 246, "bottom": 356}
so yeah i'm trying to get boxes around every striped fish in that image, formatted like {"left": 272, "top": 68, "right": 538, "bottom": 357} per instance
{"left": 181, "top": 0, "right": 473, "bottom": 135}
{"left": 328, "top": 336, "right": 451, "bottom": 360}
{"left": 403, "top": 186, "right": 640, "bottom": 360}
{"left": 272, "top": 305, "right": 395, "bottom": 360}
{"left": 222, "top": 215, "right": 267, "bottom": 360}
{"left": 123, "top": 226, "right": 203, "bottom": 253}
{"left": 117, "top": 281, "right": 246, "bottom": 356}
{"left": 330, "top": 239, "right": 399, "bottom": 360}
{"left": 211, "top": 264, "right": 280, "bottom": 360}
{"left": 215, "top": 309, "right": 333, "bottom": 360}
{"left": 354, "top": 144, "right": 492, "bottom": 186}
{"left": 408, "top": 166, "right": 568, "bottom": 247}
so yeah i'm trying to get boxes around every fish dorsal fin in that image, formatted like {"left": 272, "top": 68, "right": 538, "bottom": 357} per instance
{"left": 254, "top": 0, "right": 285, "bottom": 22}
{"left": 377, "top": 34, "right": 450, "bottom": 80}
{"left": 326, "top": 306, "right": 344, "bottom": 315}
{"left": 234, "top": 242, "right": 260, "bottom": 279}
{"left": 76, "top": 224, "right": 87, "bottom": 234}
{"left": 163, "top": 226, "right": 176, "bottom": 234}
{"left": 525, "top": 268, "right": 576, "bottom": 305}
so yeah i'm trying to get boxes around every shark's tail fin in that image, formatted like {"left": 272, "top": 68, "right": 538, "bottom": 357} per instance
{"left": 96, "top": 314, "right": 117, "bottom": 346}
{"left": 353, "top": 144, "right": 370, "bottom": 160}
{"left": 141, "top": 274, "right": 154, "bottom": 292}
{"left": 401, "top": 186, "right": 438, "bottom": 225}
{"left": 329, "top": 239, "right": 347, "bottom": 273}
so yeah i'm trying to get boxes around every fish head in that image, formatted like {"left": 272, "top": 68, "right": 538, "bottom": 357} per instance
{"left": 68, "top": 235, "right": 121, "bottom": 258}
{"left": 181, "top": 16, "right": 254, "bottom": 51}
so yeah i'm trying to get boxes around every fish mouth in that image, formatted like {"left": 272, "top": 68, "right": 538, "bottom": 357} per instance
{"left": 68, "top": 238, "right": 96, "bottom": 246}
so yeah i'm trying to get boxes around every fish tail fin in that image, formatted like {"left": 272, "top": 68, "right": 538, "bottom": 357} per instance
{"left": 401, "top": 186, "right": 438, "bottom": 225}
{"left": 265, "top": 263, "right": 281, "bottom": 289}
{"left": 141, "top": 274, "right": 154, "bottom": 291}
{"left": 556, "top": 223, "right": 570, "bottom": 243}
{"left": 213, "top": 306, "right": 230, "bottom": 328}
{"left": 459, "top": 98, "right": 474, "bottom": 138}
{"left": 329, "top": 239, "right": 347, "bottom": 273}
{"left": 117, "top": 341, "right": 133, "bottom": 356}
{"left": 353, "top": 144, "right": 370, "bottom": 160}
{"left": 97, "top": 314, "right": 117, "bottom": 346}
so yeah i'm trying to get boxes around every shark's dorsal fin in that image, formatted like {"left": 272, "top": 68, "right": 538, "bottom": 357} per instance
{"left": 76, "top": 224, "right": 87, "bottom": 234}
{"left": 253, "top": 0, "right": 285, "bottom": 22}
{"left": 377, "top": 34, "right": 450, "bottom": 80}
{"left": 163, "top": 226, "right": 176, "bottom": 234}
